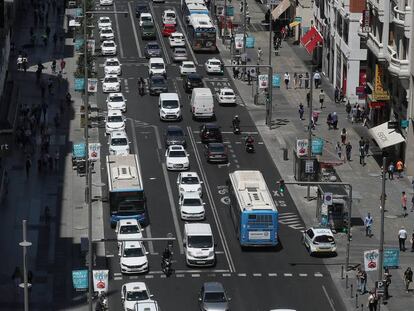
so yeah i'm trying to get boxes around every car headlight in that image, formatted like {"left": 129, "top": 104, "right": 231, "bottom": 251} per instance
{"left": 209, "top": 250, "right": 214, "bottom": 256}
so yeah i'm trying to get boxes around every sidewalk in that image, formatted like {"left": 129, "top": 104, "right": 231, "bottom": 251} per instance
{"left": 218, "top": 1, "right": 414, "bottom": 310}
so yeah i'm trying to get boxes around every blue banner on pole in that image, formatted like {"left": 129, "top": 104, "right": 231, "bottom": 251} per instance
{"left": 246, "top": 36, "right": 255, "bottom": 48}
{"left": 272, "top": 74, "right": 281, "bottom": 88}
{"left": 383, "top": 248, "right": 400, "bottom": 268}
{"left": 75, "top": 8, "right": 83, "bottom": 17}
{"left": 72, "top": 270, "right": 88, "bottom": 290}
{"left": 312, "top": 138, "right": 324, "bottom": 155}
{"left": 75, "top": 78, "right": 85, "bottom": 92}
{"left": 75, "top": 38, "right": 84, "bottom": 51}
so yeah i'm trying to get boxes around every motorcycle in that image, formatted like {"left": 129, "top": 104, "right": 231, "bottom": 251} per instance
{"left": 161, "top": 257, "right": 172, "bottom": 276}
{"left": 95, "top": 293, "right": 108, "bottom": 311}
{"left": 245, "top": 142, "right": 255, "bottom": 153}
{"left": 232, "top": 122, "right": 240, "bottom": 135}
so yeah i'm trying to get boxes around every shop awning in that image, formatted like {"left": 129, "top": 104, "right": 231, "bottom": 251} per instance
{"left": 271, "top": 0, "right": 291, "bottom": 20}
{"left": 289, "top": 21, "right": 301, "bottom": 28}
{"left": 368, "top": 122, "right": 406, "bottom": 149}
{"left": 300, "top": 26, "right": 323, "bottom": 54}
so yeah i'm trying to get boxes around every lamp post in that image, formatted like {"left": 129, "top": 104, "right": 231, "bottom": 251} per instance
{"left": 19, "top": 219, "right": 32, "bottom": 311}
{"left": 378, "top": 157, "right": 387, "bottom": 280}
{"left": 306, "top": 70, "right": 314, "bottom": 200}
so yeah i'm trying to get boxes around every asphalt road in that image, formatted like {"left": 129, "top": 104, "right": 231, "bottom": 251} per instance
{"left": 93, "top": 1, "right": 347, "bottom": 310}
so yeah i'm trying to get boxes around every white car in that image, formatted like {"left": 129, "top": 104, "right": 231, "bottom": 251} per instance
{"left": 106, "top": 93, "right": 127, "bottom": 112}
{"left": 169, "top": 32, "right": 185, "bottom": 47}
{"left": 217, "top": 87, "right": 236, "bottom": 104}
{"left": 179, "top": 192, "right": 205, "bottom": 220}
{"left": 204, "top": 58, "right": 223, "bottom": 74}
{"left": 162, "top": 9, "right": 176, "bottom": 25}
{"left": 139, "top": 13, "right": 153, "bottom": 27}
{"left": 119, "top": 241, "right": 149, "bottom": 274}
{"left": 148, "top": 58, "right": 166, "bottom": 77}
{"left": 165, "top": 145, "right": 189, "bottom": 171}
{"left": 104, "top": 57, "right": 122, "bottom": 75}
{"left": 302, "top": 227, "right": 337, "bottom": 255}
{"left": 102, "top": 75, "right": 121, "bottom": 93}
{"left": 100, "top": 0, "right": 113, "bottom": 5}
{"left": 98, "top": 16, "right": 112, "bottom": 29}
{"left": 101, "top": 40, "right": 117, "bottom": 56}
{"left": 105, "top": 110, "right": 125, "bottom": 134}
{"left": 100, "top": 27, "right": 114, "bottom": 41}
{"left": 159, "top": 93, "right": 182, "bottom": 121}
{"left": 176, "top": 172, "right": 202, "bottom": 197}
{"left": 135, "top": 301, "right": 160, "bottom": 311}
{"left": 109, "top": 130, "right": 130, "bottom": 155}
{"left": 116, "top": 219, "right": 143, "bottom": 247}
{"left": 179, "top": 61, "right": 196, "bottom": 75}
{"left": 121, "top": 282, "right": 154, "bottom": 311}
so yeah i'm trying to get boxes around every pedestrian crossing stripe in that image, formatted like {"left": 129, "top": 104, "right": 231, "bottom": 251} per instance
{"left": 278, "top": 212, "right": 305, "bottom": 230}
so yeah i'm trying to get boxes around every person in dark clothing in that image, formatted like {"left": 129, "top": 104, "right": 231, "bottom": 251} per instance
{"left": 306, "top": 91, "right": 310, "bottom": 107}
{"left": 25, "top": 157, "right": 32, "bottom": 178}
{"left": 345, "top": 142, "right": 352, "bottom": 161}
{"left": 298, "top": 103, "right": 304, "bottom": 120}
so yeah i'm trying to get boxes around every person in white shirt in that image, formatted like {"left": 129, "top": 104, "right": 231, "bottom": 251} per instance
{"left": 284, "top": 72, "right": 290, "bottom": 89}
{"left": 398, "top": 226, "right": 408, "bottom": 251}
{"left": 364, "top": 213, "right": 373, "bottom": 237}
{"left": 313, "top": 71, "right": 321, "bottom": 88}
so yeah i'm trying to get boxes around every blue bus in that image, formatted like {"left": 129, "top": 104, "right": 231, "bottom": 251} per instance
{"left": 227, "top": 170, "right": 279, "bottom": 247}
{"left": 187, "top": 14, "right": 217, "bottom": 52}
{"left": 106, "top": 154, "right": 147, "bottom": 227}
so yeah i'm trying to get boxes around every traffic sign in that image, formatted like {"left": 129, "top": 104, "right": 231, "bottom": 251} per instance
{"left": 323, "top": 192, "right": 333, "bottom": 205}
{"left": 375, "top": 281, "right": 385, "bottom": 296}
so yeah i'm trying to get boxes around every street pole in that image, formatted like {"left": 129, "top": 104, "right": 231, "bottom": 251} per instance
{"left": 243, "top": 0, "right": 247, "bottom": 54}
{"left": 306, "top": 71, "right": 313, "bottom": 200}
{"left": 345, "top": 185, "right": 353, "bottom": 270}
{"left": 19, "top": 219, "right": 32, "bottom": 311}
{"left": 267, "top": 6, "right": 273, "bottom": 127}
{"left": 378, "top": 157, "right": 387, "bottom": 280}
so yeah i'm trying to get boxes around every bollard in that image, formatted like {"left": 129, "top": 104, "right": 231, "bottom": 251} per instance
{"left": 341, "top": 265, "right": 344, "bottom": 279}
{"left": 356, "top": 293, "right": 359, "bottom": 308}
{"left": 345, "top": 274, "right": 349, "bottom": 289}
{"left": 350, "top": 284, "right": 353, "bottom": 298}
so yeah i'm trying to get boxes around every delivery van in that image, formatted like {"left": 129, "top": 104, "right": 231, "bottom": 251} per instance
{"left": 190, "top": 88, "right": 214, "bottom": 120}
{"left": 183, "top": 223, "right": 215, "bottom": 267}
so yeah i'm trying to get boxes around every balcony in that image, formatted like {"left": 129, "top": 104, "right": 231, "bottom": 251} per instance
{"left": 367, "top": 32, "right": 387, "bottom": 61}
{"left": 368, "top": 0, "right": 385, "bottom": 22}
{"left": 387, "top": 46, "right": 410, "bottom": 79}
{"left": 392, "top": 6, "right": 412, "bottom": 38}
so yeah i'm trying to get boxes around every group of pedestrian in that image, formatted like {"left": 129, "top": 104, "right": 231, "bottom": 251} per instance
{"left": 326, "top": 111, "right": 338, "bottom": 130}
{"left": 387, "top": 159, "right": 404, "bottom": 180}
{"left": 16, "top": 53, "right": 29, "bottom": 72}
{"left": 283, "top": 72, "right": 311, "bottom": 89}
{"left": 348, "top": 103, "right": 368, "bottom": 125}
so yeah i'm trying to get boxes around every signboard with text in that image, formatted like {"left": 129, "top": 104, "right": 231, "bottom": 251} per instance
{"left": 93, "top": 270, "right": 109, "bottom": 293}
{"left": 258, "top": 75, "right": 268, "bottom": 89}
{"left": 364, "top": 249, "right": 379, "bottom": 271}
{"left": 296, "top": 139, "right": 308, "bottom": 157}
{"left": 383, "top": 248, "right": 400, "bottom": 268}
{"left": 72, "top": 270, "right": 88, "bottom": 290}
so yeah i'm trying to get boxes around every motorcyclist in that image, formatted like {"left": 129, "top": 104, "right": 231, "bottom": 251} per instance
{"left": 232, "top": 115, "right": 240, "bottom": 129}
{"left": 138, "top": 77, "right": 145, "bottom": 95}
{"left": 245, "top": 135, "right": 254, "bottom": 146}
{"left": 162, "top": 246, "right": 172, "bottom": 262}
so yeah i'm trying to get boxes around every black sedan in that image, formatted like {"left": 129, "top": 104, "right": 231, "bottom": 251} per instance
{"left": 149, "top": 75, "right": 168, "bottom": 95}
{"left": 144, "top": 42, "right": 161, "bottom": 58}
{"left": 204, "top": 143, "right": 228, "bottom": 163}
{"left": 135, "top": 2, "right": 148, "bottom": 18}
{"left": 199, "top": 123, "right": 223, "bottom": 143}
{"left": 183, "top": 73, "right": 204, "bottom": 93}
{"left": 164, "top": 125, "right": 186, "bottom": 148}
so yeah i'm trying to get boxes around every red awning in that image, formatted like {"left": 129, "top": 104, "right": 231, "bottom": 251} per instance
{"left": 300, "top": 26, "right": 323, "bottom": 54}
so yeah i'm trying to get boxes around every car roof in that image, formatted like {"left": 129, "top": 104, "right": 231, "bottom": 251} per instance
{"left": 104, "top": 74, "right": 119, "bottom": 78}
{"left": 100, "top": 26, "right": 113, "bottom": 30}
{"left": 182, "top": 191, "right": 201, "bottom": 199}
{"left": 149, "top": 57, "right": 164, "bottom": 63}
{"left": 124, "top": 282, "right": 147, "bottom": 291}
{"left": 102, "top": 40, "right": 115, "bottom": 44}
{"left": 107, "top": 109, "right": 123, "bottom": 116}
{"left": 208, "top": 58, "right": 220, "bottom": 62}
{"left": 164, "top": 23, "right": 176, "bottom": 27}
{"left": 163, "top": 9, "right": 175, "bottom": 13}
{"left": 203, "top": 282, "right": 224, "bottom": 293}
{"left": 310, "top": 227, "right": 334, "bottom": 236}
{"left": 146, "top": 41, "right": 159, "bottom": 46}
{"left": 105, "top": 57, "right": 119, "bottom": 62}
{"left": 119, "top": 219, "right": 139, "bottom": 226}
{"left": 160, "top": 93, "right": 179, "bottom": 100}
{"left": 208, "top": 142, "right": 224, "bottom": 148}
{"left": 185, "top": 223, "right": 212, "bottom": 235}
{"left": 109, "top": 92, "right": 123, "bottom": 97}
{"left": 124, "top": 241, "right": 143, "bottom": 249}
{"left": 187, "top": 73, "right": 202, "bottom": 79}
{"left": 180, "top": 172, "right": 199, "bottom": 178}
{"left": 169, "top": 145, "right": 185, "bottom": 151}
{"left": 166, "top": 125, "right": 183, "bottom": 132}
{"left": 171, "top": 32, "right": 183, "bottom": 36}
{"left": 140, "top": 13, "right": 152, "bottom": 17}
{"left": 220, "top": 87, "right": 234, "bottom": 92}
{"left": 111, "top": 130, "right": 127, "bottom": 138}
{"left": 204, "top": 123, "right": 220, "bottom": 129}
{"left": 182, "top": 61, "right": 194, "bottom": 65}
{"left": 174, "top": 47, "right": 186, "bottom": 52}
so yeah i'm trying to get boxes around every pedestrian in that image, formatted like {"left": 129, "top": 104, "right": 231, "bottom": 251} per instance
{"left": 387, "top": 162, "right": 395, "bottom": 180}
{"left": 356, "top": 267, "right": 362, "bottom": 292}
{"left": 51, "top": 59, "right": 56, "bottom": 73}
{"left": 398, "top": 226, "right": 408, "bottom": 251}
{"left": 293, "top": 72, "right": 299, "bottom": 89}
{"left": 27, "top": 270, "right": 33, "bottom": 284}
{"left": 345, "top": 142, "right": 352, "bottom": 161}
{"left": 364, "top": 212, "right": 373, "bottom": 237}
{"left": 351, "top": 104, "right": 358, "bottom": 123}
{"left": 340, "top": 128, "right": 347, "bottom": 144}
{"left": 367, "top": 291, "right": 376, "bottom": 311}
{"left": 411, "top": 230, "right": 414, "bottom": 251}
{"left": 11, "top": 266, "right": 22, "bottom": 289}
{"left": 304, "top": 72, "right": 309, "bottom": 89}
{"left": 331, "top": 112, "right": 338, "bottom": 129}
{"left": 247, "top": 70, "right": 251, "bottom": 85}
{"left": 25, "top": 156, "right": 32, "bottom": 178}
{"left": 396, "top": 159, "right": 404, "bottom": 178}
{"left": 306, "top": 91, "right": 311, "bottom": 107}
{"left": 60, "top": 58, "right": 66, "bottom": 73}
{"left": 257, "top": 47, "right": 263, "bottom": 62}
{"left": 41, "top": 101, "right": 48, "bottom": 121}
{"left": 313, "top": 70, "right": 321, "bottom": 89}
{"left": 298, "top": 103, "right": 304, "bottom": 120}
{"left": 284, "top": 72, "right": 290, "bottom": 89}
{"left": 312, "top": 111, "right": 319, "bottom": 125}
{"left": 401, "top": 191, "right": 408, "bottom": 217}
{"left": 360, "top": 269, "right": 367, "bottom": 294}
{"left": 359, "top": 145, "right": 366, "bottom": 166}
{"left": 22, "top": 56, "right": 28, "bottom": 73}
{"left": 319, "top": 89, "right": 325, "bottom": 109}
{"left": 298, "top": 73, "right": 303, "bottom": 88}
{"left": 404, "top": 267, "right": 413, "bottom": 293}
{"left": 335, "top": 142, "right": 342, "bottom": 159}
{"left": 326, "top": 113, "right": 333, "bottom": 130}
{"left": 364, "top": 139, "right": 370, "bottom": 157}
{"left": 345, "top": 101, "right": 352, "bottom": 119}
{"left": 411, "top": 195, "right": 414, "bottom": 213}
{"left": 17, "top": 54, "right": 23, "bottom": 70}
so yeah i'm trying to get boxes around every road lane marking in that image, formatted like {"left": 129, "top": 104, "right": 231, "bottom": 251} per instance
{"left": 127, "top": 1, "right": 143, "bottom": 58}
{"left": 176, "top": 274, "right": 185, "bottom": 278}
{"left": 322, "top": 285, "right": 337, "bottom": 311}
{"left": 268, "top": 273, "right": 277, "bottom": 277}
{"left": 191, "top": 274, "right": 200, "bottom": 277}
{"left": 223, "top": 273, "right": 231, "bottom": 277}
{"left": 299, "top": 273, "right": 308, "bottom": 277}
{"left": 238, "top": 273, "right": 247, "bottom": 277}
{"left": 113, "top": 2, "right": 124, "bottom": 58}
{"left": 315, "top": 272, "right": 323, "bottom": 277}
{"left": 145, "top": 275, "right": 154, "bottom": 279}
{"left": 149, "top": 2, "right": 171, "bottom": 64}
{"left": 173, "top": 7, "right": 198, "bottom": 65}
{"left": 284, "top": 273, "right": 293, "bottom": 277}
{"left": 253, "top": 273, "right": 262, "bottom": 277}
{"left": 114, "top": 276, "right": 122, "bottom": 280}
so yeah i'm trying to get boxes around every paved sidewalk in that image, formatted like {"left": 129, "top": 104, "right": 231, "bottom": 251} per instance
{"left": 218, "top": 2, "right": 414, "bottom": 311}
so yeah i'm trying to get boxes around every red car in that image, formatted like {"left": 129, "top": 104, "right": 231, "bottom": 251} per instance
{"left": 162, "top": 24, "right": 176, "bottom": 37}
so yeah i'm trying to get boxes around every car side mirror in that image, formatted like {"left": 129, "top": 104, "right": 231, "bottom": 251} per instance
{"left": 145, "top": 252, "right": 149, "bottom": 255}
{"left": 183, "top": 242, "right": 186, "bottom": 247}
{"left": 200, "top": 181, "right": 203, "bottom": 184}
{"left": 203, "top": 202, "right": 206, "bottom": 205}
{"left": 150, "top": 294, "right": 154, "bottom": 298}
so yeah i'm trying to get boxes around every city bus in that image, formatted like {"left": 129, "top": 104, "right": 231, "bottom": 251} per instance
{"left": 227, "top": 170, "right": 279, "bottom": 247}
{"left": 183, "top": 3, "right": 209, "bottom": 23}
{"left": 106, "top": 154, "right": 147, "bottom": 227}
{"left": 187, "top": 14, "right": 217, "bottom": 52}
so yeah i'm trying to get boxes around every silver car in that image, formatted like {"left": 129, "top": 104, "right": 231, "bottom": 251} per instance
{"left": 172, "top": 47, "right": 188, "bottom": 62}
{"left": 198, "top": 282, "right": 230, "bottom": 311}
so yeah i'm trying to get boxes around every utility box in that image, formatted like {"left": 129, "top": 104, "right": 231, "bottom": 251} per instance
{"left": 293, "top": 151, "right": 319, "bottom": 181}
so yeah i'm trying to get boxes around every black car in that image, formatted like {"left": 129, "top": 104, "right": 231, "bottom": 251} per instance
{"left": 199, "top": 123, "right": 223, "bottom": 143}
{"left": 183, "top": 73, "right": 204, "bottom": 93}
{"left": 205, "top": 143, "right": 228, "bottom": 163}
{"left": 164, "top": 125, "right": 186, "bottom": 148}
{"left": 144, "top": 41, "right": 161, "bottom": 58}
{"left": 149, "top": 75, "right": 168, "bottom": 95}
{"left": 135, "top": 2, "right": 148, "bottom": 18}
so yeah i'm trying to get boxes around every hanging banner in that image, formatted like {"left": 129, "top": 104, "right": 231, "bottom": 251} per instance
{"left": 272, "top": 74, "right": 281, "bottom": 87}
{"left": 296, "top": 139, "right": 308, "bottom": 157}
{"left": 74, "top": 78, "right": 85, "bottom": 92}
{"left": 93, "top": 270, "right": 109, "bottom": 293}
{"left": 383, "top": 248, "right": 400, "bottom": 268}
{"left": 88, "top": 78, "right": 98, "bottom": 93}
{"left": 258, "top": 75, "right": 269, "bottom": 89}
{"left": 72, "top": 270, "right": 88, "bottom": 290}
{"left": 87, "top": 39, "right": 96, "bottom": 55}
{"left": 364, "top": 249, "right": 379, "bottom": 271}
{"left": 88, "top": 143, "right": 101, "bottom": 161}
{"left": 234, "top": 34, "right": 244, "bottom": 49}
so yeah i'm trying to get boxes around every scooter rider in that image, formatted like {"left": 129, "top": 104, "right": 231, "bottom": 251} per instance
{"left": 138, "top": 77, "right": 145, "bottom": 95}
{"left": 245, "top": 135, "right": 254, "bottom": 146}
{"left": 232, "top": 115, "right": 240, "bottom": 129}
{"left": 162, "top": 246, "right": 172, "bottom": 261}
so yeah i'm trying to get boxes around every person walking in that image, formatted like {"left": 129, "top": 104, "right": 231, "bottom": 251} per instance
{"left": 345, "top": 142, "right": 352, "bottom": 161}
{"left": 396, "top": 159, "right": 404, "bottom": 178}
{"left": 367, "top": 291, "right": 377, "bottom": 311}
{"left": 359, "top": 145, "right": 366, "bottom": 166}
{"left": 360, "top": 269, "right": 367, "bottom": 294}
{"left": 304, "top": 72, "right": 309, "bottom": 89}
{"left": 319, "top": 89, "right": 325, "bottom": 109}
{"left": 284, "top": 72, "right": 290, "bottom": 89}
{"left": 331, "top": 112, "right": 338, "bottom": 129}
{"left": 293, "top": 72, "right": 299, "bottom": 89}
{"left": 313, "top": 71, "right": 321, "bottom": 89}
{"left": 340, "top": 128, "right": 347, "bottom": 144}
{"left": 25, "top": 156, "right": 32, "bottom": 178}
{"left": 335, "top": 142, "right": 342, "bottom": 159}
{"left": 22, "top": 56, "right": 28, "bottom": 73}
{"left": 257, "top": 47, "right": 263, "bottom": 62}
{"left": 399, "top": 226, "right": 408, "bottom": 251}
{"left": 17, "top": 54, "right": 23, "bottom": 70}
{"left": 59, "top": 58, "right": 66, "bottom": 73}
{"left": 356, "top": 267, "right": 362, "bottom": 292}
{"left": 404, "top": 267, "right": 413, "bottom": 293}
{"left": 247, "top": 70, "right": 251, "bottom": 85}
{"left": 326, "top": 113, "right": 333, "bottom": 130}
{"left": 387, "top": 162, "right": 395, "bottom": 180}
{"left": 364, "top": 212, "right": 373, "bottom": 237}
{"left": 401, "top": 191, "right": 408, "bottom": 217}
{"left": 345, "top": 101, "right": 352, "bottom": 119}
{"left": 298, "top": 103, "right": 304, "bottom": 120}
{"left": 410, "top": 230, "right": 414, "bottom": 251}
{"left": 306, "top": 91, "right": 311, "bottom": 107}
{"left": 364, "top": 139, "right": 370, "bottom": 157}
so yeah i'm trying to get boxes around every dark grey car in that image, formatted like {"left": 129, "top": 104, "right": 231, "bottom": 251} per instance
{"left": 198, "top": 282, "right": 230, "bottom": 311}
{"left": 164, "top": 125, "right": 186, "bottom": 148}
{"left": 149, "top": 75, "right": 168, "bottom": 95}
{"left": 145, "top": 42, "right": 161, "bottom": 58}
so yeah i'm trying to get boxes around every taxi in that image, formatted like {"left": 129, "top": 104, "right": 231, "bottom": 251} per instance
{"left": 302, "top": 227, "right": 336, "bottom": 255}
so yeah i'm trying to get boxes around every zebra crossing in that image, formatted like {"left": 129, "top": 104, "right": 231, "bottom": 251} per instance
{"left": 278, "top": 212, "right": 305, "bottom": 231}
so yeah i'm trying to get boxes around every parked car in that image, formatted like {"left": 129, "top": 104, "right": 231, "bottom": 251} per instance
{"left": 165, "top": 125, "right": 186, "bottom": 148}
{"left": 183, "top": 73, "right": 203, "bottom": 93}
{"left": 172, "top": 47, "right": 188, "bottom": 62}
{"left": 149, "top": 75, "right": 168, "bottom": 95}
{"left": 199, "top": 123, "right": 223, "bottom": 143}
{"left": 204, "top": 143, "right": 228, "bottom": 163}
{"left": 144, "top": 42, "right": 161, "bottom": 58}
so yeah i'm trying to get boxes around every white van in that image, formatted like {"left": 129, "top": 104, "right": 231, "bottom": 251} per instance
{"left": 139, "top": 13, "right": 153, "bottom": 27}
{"left": 183, "top": 223, "right": 215, "bottom": 267}
{"left": 159, "top": 93, "right": 182, "bottom": 121}
{"left": 190, "top": 88, "right": 214, "bottom": 119}
{"left": 148, "top": 57, "right": 166, "bottom": 77}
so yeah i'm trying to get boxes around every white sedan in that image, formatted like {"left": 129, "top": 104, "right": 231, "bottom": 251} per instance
{"left": 100, "top": 0, "right": 113, "bottom": 5}
{"left": 165, "top": 145, "right": 189, "bottom": 171}
{"left": 179, "top": 192, "right": 205, "bottom": 220}
{"left": 116, "top": 219, "right": 143, "bottom": 247}
{"left": 104, "top": 57, "right": 122, "bottom": 75}
{"left": 204, "top": 58, "right": 223, "bottom": 74}
{"left": 176, "top": 172, "right": 203, "bottom": 197}
{"left": 119, "top": 241, "right": 149, "bottom": 274}
{"left": 106, "top": 93, "right": 127, "bottom": 112}
{"left": 99, "top": 27, "right": 114, "bottom": 41}
{"left": 102, "top": 75, "right": 121, "bottom": 93}
{"left": 121, "top": 282, "right": 154, "bottom": 311}
{"left": 179, "top": 61, "right": 196, "bottom": 75}
{"left": 302, "top": 227, "right": 337, "bottom": 256}
{"left": 98, "top": 16, "right": 112, "bottom": 29}
{"left": 105, "top": 109, "right": 125, "bottom": 134}
{"left": 101, "top": 40, "right": 117, "bottom": 56}
{"left": 169, "top": 32, "right": 185, "bottom": 47}
{"left": 217, "top": 87, "right": 236, "bottom": 105}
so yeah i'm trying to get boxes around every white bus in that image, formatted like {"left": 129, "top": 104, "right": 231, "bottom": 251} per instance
{"left": 187, "top": 14, "right": 217, "bottom": 52}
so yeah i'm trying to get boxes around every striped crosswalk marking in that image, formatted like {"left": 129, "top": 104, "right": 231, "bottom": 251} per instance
{"left": 278, "top": 212, "right": 305, "bottom": 230}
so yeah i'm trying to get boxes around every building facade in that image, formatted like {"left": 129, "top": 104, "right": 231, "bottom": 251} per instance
{"left": 313, "top": 0, "right": 368, "bottom": 102}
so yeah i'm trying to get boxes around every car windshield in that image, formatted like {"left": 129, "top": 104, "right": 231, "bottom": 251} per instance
{"left": 183, "top": 198, "right": 202, "bottom": 206}
{"left": 106, "top": 61, "right": 119, "bottom": 66}
{"left": 151, "top": 77, "right": 165, "bottom": 85}
{"left": 126, "top": 290, "right": 149, "bottom": 301}
{"left": 162, "top": 100, "right": 178, "bottom": 109}
{"left": 120, "top": 225, "right": 139, "bottom": 234}
{"left": 314, "top": 235, "right": 334, "bottom": 243}
{"left": 181, "top": 176, "right": 199, "bottom": 184}
{"left": 175, "top": 49, "right": 186, "bottom": 55}
{"left": 210, "top": 61, "right": 221, "bottom": 66}
{"left": 108, "top": 115, "right": 123, "bottom": 123}
{"left": 223, "top": 91, "right": 234, "bottom": 96}
{"left": 111, "top": 138, "right": 127, "bottom": 146}
{"left": 166, "top": 13, "right": 175, "bottom": 18}
{"left": 143, "top": 24, "right": 154, "bottom": 29}
{"left": 204, "top": 292, "right": 226, "bottom": 303}
{"left": 151, "top": 63, "right": 164, "bottom": 69}
{"left": 103, "top": 42, "right": 115, "bottom": 47}
{"left": 123, "top": 247, "right": 144, "bottom": 257}
{"left": 110, "top": 96, "right": 123, "bottom": 102}
{"left": 165, "top": 26, "right": 175, "bottom": 30}
{"left": 148, "top": 44, "right": 159, "bottom": 50}
{"left": 105, "top": 77, "right": 118, "bottom": 83}
{"left": 209, "top": 145, "right": 225, "bottom": 152}
{"left": 168, "top": 129, "right": 183, "bottom": 137}
{"left": 183, "top": 64, "right": 194, "bottom": 68}
{"left": 141, "top": 16, "right": 151, "bottom": 22}
{"left": 100, "top": 18, "right": 110, "bottom": 23}
{"left": 172, "top": 35, "right": 183, "bottom": 40}
{"left": 188, "top": 235, "right": 212, "bottom": 248}
{"left": 102, "top": 29, "right": 112, "bottom": 33}
{"left": 169, "top": 151, "right": 186, "bottom": 157}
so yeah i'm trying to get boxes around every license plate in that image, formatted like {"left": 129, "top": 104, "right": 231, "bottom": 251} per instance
{"left": 248, "top": 231, "right": 270, "bottom": 240}
{"left": 197, "top": 261, "right": 205, "bottom": 264}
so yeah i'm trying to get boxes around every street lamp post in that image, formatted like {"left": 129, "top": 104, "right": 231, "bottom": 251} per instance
{"left": 378, "top": 157, "right": 387, "bottom": 280}
{"left": 306, "top": 71, "right": 314, "bottom": 200}
{"left": 19, "top": 219, "right": 32, "bottom": 311}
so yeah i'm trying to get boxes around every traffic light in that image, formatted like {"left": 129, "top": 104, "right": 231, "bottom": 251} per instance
{"left": 279, "top": 179, "right": 285, "bottom": 193}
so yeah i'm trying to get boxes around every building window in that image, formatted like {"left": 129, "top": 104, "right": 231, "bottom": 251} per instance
{"left": 343, "top": 20, "right": 349, "bottom": 44}
{"left": 402, "top": 37, "right": 409, "bottom": 59}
